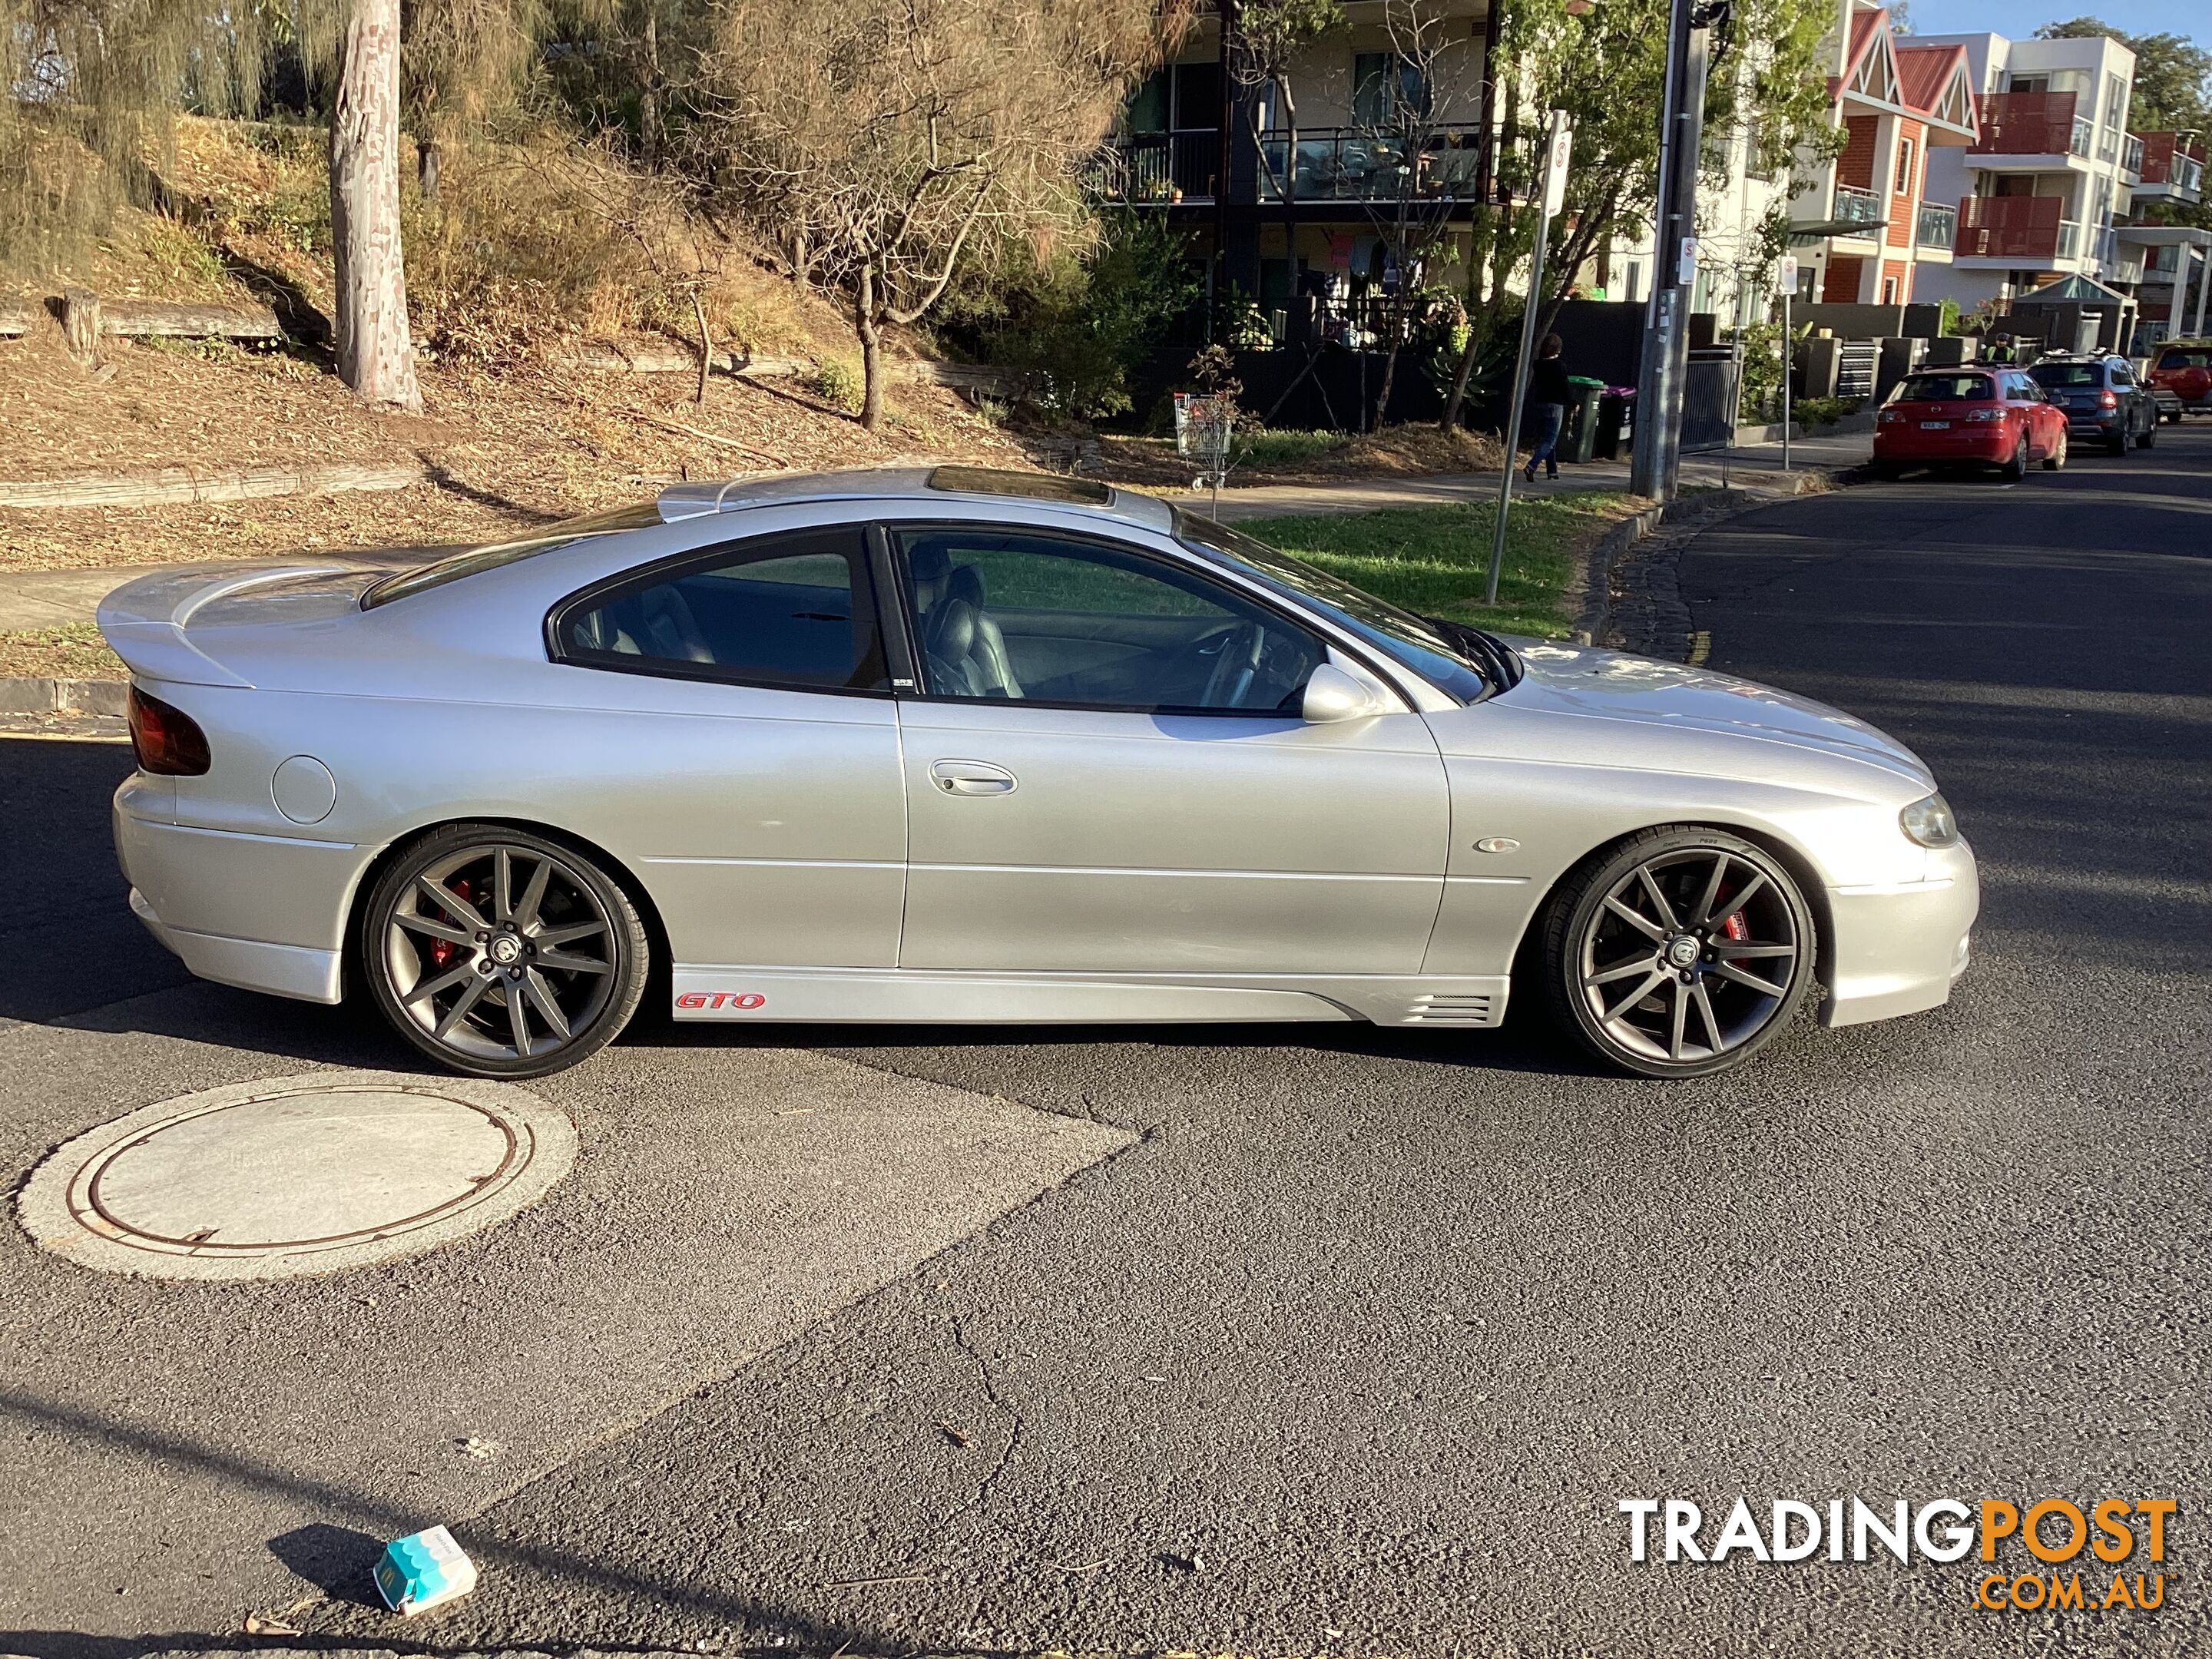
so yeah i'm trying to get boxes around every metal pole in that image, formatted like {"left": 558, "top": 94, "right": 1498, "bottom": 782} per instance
{"left": 1781, "top": 286, "right": 1791, "bottom": 472}
{"left": 1629, "top": 0, "right": 1712, "bottom": 502}
{"left": 1486, "top": 217, "right": 1551, "bottom": 607}
{"left": 2194, "top": 243, "right": 2211, "bottom": 339}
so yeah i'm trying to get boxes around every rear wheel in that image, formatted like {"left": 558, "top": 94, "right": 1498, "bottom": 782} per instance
{"left": 363, "top": 823, "right": 649, "bottom": 1078}
{"left": 2002, "top": 436, "right": 2028, "bottom": 480}
{"left": 2042, "top": 429, "right": 2068, "bottom": 471}
{"left": 2106, "top": 423, "right": 2128, "bottom": 455}
{"left": 1541, "top": 827, "right": 1818, "bottom": 1080}
{"left": 1873, "top": 460, "right": 1904, "bottom": 482}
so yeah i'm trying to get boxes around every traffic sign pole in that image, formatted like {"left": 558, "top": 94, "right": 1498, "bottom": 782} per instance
{"left": 1486, "top": 111, "right": 1573, "bottom": 609}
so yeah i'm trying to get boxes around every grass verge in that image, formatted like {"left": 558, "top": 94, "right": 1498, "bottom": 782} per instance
{"left": 1236, "top": 492, "right": 1637, "bottom": 640}
{"left": 0, "top": 623, "right": 127, "bottom": 681}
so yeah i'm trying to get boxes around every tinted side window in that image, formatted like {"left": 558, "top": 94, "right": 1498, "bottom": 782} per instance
{"left": 557, "top": 530, "right": 886, "bottom": 691}
{"left": 892, "top": 527, "right": 1323, "bottom": 715}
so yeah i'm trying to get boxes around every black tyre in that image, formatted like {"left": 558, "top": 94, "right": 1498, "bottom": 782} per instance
{"left": 2001, "top": 437, "right": 2028, "bottom": 480}
{"left": 1541, "top": 826, "right": 1818, "bottom": 1079}
{"left": 2137, "top": 415, "right": 2155, "bottom": 449}
{"left": 2041, "top": 429, "right": 2067, "bottom": 471}
{"left": 362, "top": 823, "right": 649, "bottom": 1078}
{"left": 2106, "top": 424, "right": 2128, "bottom": 455}
{"left": 1873, "top": 460, "right": 1904, "bottom": 482}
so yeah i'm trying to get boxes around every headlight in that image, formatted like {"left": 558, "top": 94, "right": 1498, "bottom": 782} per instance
{"left": 1900, "top": 793, "right": 1960, "bottom": 849}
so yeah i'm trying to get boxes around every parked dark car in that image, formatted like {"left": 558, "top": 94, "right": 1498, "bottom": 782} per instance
{"left": 2149, "top": 342, "right": 2211, "bottom": 420}
{"left": 2028, "top": 354, "right": 2156, "bottom": 454}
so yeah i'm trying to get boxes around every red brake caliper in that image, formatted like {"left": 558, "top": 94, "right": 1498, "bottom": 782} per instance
{"left": 1720, "top": 912, "right": 1749, "bottom": 942}
{"left": 426, "top": 877, "right": 473, "bottom": 970}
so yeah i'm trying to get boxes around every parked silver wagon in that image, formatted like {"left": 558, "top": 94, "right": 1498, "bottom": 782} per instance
{"left": 102, "top": 467, "right": 1976, "bottom": 1080}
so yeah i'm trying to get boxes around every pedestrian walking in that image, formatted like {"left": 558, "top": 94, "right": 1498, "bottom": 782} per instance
{"left": 1523, "top": 333, "right": 1571, "bottom": 483}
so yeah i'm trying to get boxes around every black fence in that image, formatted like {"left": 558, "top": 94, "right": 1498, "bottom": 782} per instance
{"left": 1681, "top": 350, "right": 1742, "bottom": 453}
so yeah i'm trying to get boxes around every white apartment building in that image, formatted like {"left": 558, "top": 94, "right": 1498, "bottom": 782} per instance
{"left": 1912, "top": 29, "right": 2141, "bottom": 315}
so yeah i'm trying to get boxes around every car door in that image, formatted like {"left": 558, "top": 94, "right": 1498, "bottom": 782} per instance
{"left": 882, "top": 520, "right": 1452, "bottom": 975}
{"left": 548, "top": 525, "right": 908, "bottom": 969}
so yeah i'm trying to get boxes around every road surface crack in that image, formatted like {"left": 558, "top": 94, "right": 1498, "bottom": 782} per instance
{"left": 946, "top": 1310, "right": 1023, "bottom": 1518}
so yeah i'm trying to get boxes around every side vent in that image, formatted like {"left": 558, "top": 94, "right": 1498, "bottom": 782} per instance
{"left": 1405, "top": 992, "right": 1495, "bottom": 1025}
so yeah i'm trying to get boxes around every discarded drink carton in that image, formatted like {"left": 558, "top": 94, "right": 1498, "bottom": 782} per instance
{"left": 373, "top": 1525, "right": 477, "bottom": 1615}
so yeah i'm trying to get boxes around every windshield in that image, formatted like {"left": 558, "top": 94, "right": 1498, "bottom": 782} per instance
{"left": 2030, "top": 363, "right": 2102, "bottom": 387}
{"left": 360, "top": 501, "right": 665, "bottom": 609}
{"left": 1894, "top": 374, "right": 1994, "bottom": 402}
{"left": 1174, "top": 510, "right": 1498, "bottom": 703}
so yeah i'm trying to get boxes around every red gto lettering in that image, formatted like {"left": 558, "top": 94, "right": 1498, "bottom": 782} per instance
{"left": 675, "top": 992, "right": 708, "bottom": 1009}
{"left": 677, "top": 991, "right": 767, "bottom": 1011}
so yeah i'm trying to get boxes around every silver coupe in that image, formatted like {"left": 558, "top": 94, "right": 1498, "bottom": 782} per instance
{"left": 101, "top": 466, "right": 1976, "bottom": 1080}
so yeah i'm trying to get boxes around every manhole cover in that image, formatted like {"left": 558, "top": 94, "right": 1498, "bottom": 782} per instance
{"left": 17, "top": 1070, "right": 577, "bottom": 1281}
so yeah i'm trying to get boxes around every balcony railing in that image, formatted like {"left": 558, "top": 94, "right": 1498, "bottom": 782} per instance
{"left": 1971, "top": 90, "right": 2090, "bottom": 159}
{"left": 1833, "top": 184, "right": 1884, "bottom": 227}
{"left": 2059, "top": 218, "right": 2085, "bottom": 260}
{"left": 1092, "top": 130, "right": 1220, "bottom": 204}
{"left": 1916, "top": 200, "right": 1956, "bottom": 249}
{"left": 1256, "top": 125, "right": 1485, "bottom": 203}
{"left": 1954, "top": 194, "right": 2063, "bottom": 260}
{"left": 2135, "top": 133, "right": 2207, "bottom": 198}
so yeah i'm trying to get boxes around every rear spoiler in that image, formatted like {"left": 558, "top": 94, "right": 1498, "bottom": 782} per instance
{"left": 96, "top": 564, "right": 350, "bottom": 688}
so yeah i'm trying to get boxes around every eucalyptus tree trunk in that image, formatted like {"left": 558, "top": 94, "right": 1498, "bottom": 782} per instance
{"left": 329, "top": 0, "right": 422, "bottom": 412}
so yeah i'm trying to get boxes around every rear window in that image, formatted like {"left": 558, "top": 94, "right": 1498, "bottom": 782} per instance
{"left": 2157, "top": 348, "right": 2210, "bottom": 369}
{"left": 926, "top": 466, "right": 1111, "bottom": 506}
{"left": 2029, "top": 363, "right": 2102, "bottom": 387}
{"left": 361, "top": 501, "right": 664, "bottom": 609}
{"left": 1895, "top": 374, "right": 1994, "bottom": 402}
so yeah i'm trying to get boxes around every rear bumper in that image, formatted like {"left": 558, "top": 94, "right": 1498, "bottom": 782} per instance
{"left": 1820, "top": 843, "right": 1979, "bottom": 1028}
{"left": 115, "top": 793, "right": 359, "bottom": 1005}
{"left": 1873, "top": 430, "right": 2012, "bottom": 462}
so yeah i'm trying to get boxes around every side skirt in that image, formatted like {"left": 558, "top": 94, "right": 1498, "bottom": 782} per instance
{"left": 670, "top": 966, "right": 1514, "bottom": 1028}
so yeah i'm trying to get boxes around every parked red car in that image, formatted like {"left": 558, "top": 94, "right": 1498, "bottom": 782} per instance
{"left": 1873, "top": 368, "right": 2068, "bottom": 480}
{"left": 2149, "top": 342, "right": 2212, "bottom": 418}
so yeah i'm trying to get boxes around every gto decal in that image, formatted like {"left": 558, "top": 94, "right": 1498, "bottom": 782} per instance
{"left": 675, "top": 992, "right": 768, "bottom": 1011}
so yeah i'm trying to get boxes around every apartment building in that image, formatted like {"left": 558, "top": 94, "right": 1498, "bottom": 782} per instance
{"left": 1914, "top": 29, "right": 2141, "bottom": 316}
{"left": 2117, "top": 134, "right": 2210, "bottom": 348}
{"left": 1790, "top": 5, "right": 1980, "bottom": 306}
{"left": 1603, "top": 0, "right": 1978, "bottom": 323}
{"left": 1098, "top": 0, "right": 1492, "bottom": 330}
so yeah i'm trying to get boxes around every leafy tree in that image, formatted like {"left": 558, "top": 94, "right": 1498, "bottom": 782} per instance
{"left": 694, "top": 0, "right": 1164, "bottom": 429}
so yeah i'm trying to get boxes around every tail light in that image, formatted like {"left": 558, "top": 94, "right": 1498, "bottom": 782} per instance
{"left": 2098, "top": 389, "right": 2118, "bottom": 409}
{"left": 127, "top": 687, "right": 211, "bottom": 776}
{"left": 1963, "top": 408, "right": 2005, "bottom": 422}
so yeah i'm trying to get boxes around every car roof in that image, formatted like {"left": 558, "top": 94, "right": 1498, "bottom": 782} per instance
{"left": 653, "top": 466, "right": 1177, "bottom": 536}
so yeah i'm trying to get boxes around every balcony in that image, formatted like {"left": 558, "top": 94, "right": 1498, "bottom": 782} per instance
{"left": 1092, "top": 130, "right": 1220, "bottom": 204}
{"left": 1916, "top": 200, "right": 1957, "bottom": 250}
{"left": 1970, "top": 91, "right": 2091, "bottom": 161}
{"left": 1954, "top": 194, "right": 2074, "bottom": 260}
{"left": 1833, "top": 184, "right": 1884, "bottom": 229}
{"left": 2134, "top": 132, "right": 2207, "bottom": 202}
{"left": 1256, "top": 126, "right": 1485, "bottom": 204}
{"left": 2122, "top": 133, "right": 2144, "bottom": 183}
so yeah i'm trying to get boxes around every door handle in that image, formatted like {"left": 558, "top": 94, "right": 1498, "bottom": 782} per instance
{"left": 931, "top": 759, "right": 1017, "bottom": 796}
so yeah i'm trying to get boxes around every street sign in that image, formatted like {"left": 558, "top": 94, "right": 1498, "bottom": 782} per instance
{"left": 1678, "top": 237, "right": 1700, "bottom": 289}
{"left": 1541, "top": 113, "right": 1575, "bottom": 217}
{"left": 1778, "top": 254, "right": 1800, "bottom": 296}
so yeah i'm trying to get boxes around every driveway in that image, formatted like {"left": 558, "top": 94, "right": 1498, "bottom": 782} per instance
{"left": 3, "top": 426, "right": 2206, "bottom": 1658}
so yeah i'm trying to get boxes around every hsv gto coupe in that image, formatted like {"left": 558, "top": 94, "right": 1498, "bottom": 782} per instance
{"left": 102, "top": 467, "right": 1976, "bottom": 1080}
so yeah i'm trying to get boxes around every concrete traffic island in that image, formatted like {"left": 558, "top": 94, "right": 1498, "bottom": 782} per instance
{"left": 15, "top": 1070, "right": 577, "bottom": 1280}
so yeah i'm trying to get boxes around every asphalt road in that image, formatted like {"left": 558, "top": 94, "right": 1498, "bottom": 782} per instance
{"left": 4, "top": 426, "right": 2210, "bottom": 1657}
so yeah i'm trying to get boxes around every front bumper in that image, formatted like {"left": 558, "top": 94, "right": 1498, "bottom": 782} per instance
{"left": 1820, "top": 842, "right": 1979, "bottom": 1028}
{"left": 116, "top": 791, "right": 357, "bottom": 1005}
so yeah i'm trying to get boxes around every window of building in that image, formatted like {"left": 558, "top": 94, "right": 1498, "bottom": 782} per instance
{"left": 1353, "top": 53, "right": 1429, "bottom": 126}
{"left": 1881, "top": 276, "right": 1899, "bottom": 304}
{"left": 1895, "top": 137, "right": 1916, "bottom": 194}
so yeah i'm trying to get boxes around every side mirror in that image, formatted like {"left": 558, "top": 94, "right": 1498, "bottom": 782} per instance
{"left": 1303, "top": 661, "right": 1392, "bottom": 724}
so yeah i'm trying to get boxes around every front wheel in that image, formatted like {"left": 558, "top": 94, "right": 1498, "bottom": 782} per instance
{"left": 2137, "top": 415, "right": 2155, "bottom": 449}
{"left": 362, "top": 823, "right": 650, "bottom": 1078}
{"left": 2042, "top": 429, "right": 2068, "bottom": 471}
{"left": 1541, "top": 827, "right": 1818, "bottom": 1079}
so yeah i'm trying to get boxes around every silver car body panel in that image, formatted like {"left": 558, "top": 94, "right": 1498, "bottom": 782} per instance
{"left": 101, "top": 470, "right": 1976, "bottom": 1036}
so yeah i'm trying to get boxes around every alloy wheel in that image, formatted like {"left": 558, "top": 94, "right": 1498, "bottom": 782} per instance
{"left": 1545, "top": 830, "right": 1816, "bottom": 1078}
{"left": 373, "top": 834, "right": 640, "bottom": 1074}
